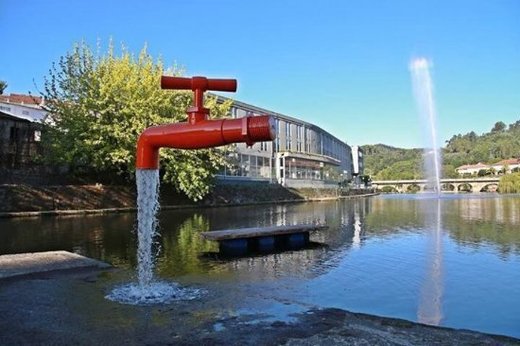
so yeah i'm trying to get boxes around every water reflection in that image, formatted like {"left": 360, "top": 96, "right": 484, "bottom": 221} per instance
{"left": 418, "top": 198, "right": 443, "bottom": 325}
{"left": 153, "top": 201, "right": 372, "bottom": 279}
{"left": 0, "top": 195, "right": 519, "bottom": 337}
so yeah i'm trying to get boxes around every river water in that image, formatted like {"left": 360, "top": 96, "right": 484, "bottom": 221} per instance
{"left": 1, "top": 194, "right": 519, "bottom": 338}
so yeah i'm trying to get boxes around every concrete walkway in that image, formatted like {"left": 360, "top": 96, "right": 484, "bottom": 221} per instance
{"left": 0, "top": 251, "right": 110, "bottom": 279}
{"left": 0, "top": 252, "right": 518, "bottom": 345}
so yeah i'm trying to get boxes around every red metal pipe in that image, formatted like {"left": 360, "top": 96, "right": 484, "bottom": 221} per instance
{"left": 136, "top": 76, "right": 276, "bottom": 169}
{"left": 161, "top": 76, "right": 237, "bottom": 93}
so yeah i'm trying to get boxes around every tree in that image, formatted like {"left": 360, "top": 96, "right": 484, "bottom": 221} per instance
{"left": 0, "top": 80, "right": 7, "bottom": 94}
{"left": 42, "top": 41, "right": 232, "bottom": 200}
{"left": 498, "top": 172, "right": 520, "bottom": 193}
{"left": 508, "top": 120, "right": 520, "bottom": 131}
{"left": 442, "top": 164, "right": 458, "bottom": 178}
{"left": 491, "top": 121, "right": 506, "bottom": 133}
{"left": 477, "top": 169, "right": 487, "bottom": 177}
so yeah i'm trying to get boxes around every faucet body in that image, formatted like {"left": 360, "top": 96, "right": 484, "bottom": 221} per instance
{"left": 136, "top": 76, "right": 275, "bottom": 170}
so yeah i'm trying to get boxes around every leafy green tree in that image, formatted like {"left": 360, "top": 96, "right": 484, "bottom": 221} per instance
{"left": 498, "top": 172, "right": 520, "bottom": 193}
{"left": 508, "top": 120, "right": 520, "bottom": 131}
{"left": 0, "top": 80, "right": 7, "bottom": 94}
{"left": 491, "top": 121, "right": 506, "bottom": 133}
{"left": 42, "top": 41, "right": 232, "bottom": 200}
{"left": 375, "top": 158, "right": 422, "bottom": 180}
{"left": 442, "top": 164, "right": 458, "bottom": 178}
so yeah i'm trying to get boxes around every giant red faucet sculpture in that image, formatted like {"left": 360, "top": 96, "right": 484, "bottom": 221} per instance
{"left": 136, "top": 76, "right": 276, "bottom": 169}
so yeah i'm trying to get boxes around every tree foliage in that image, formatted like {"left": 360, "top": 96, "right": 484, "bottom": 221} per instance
{"left": 0, "top": 80, "right": 7, "bottom": 94}
{"left": 444, "top": 120, "right": 520, "bottom": 168}
{"left": 43, "top": 41, "right": 232, "bottom": 200}
{"left": 498, "top": 173, "right": 520, "bottom": 193}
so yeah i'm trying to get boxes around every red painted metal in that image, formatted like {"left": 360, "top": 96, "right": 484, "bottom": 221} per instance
{"left": 136, "top": 76, "right": 275, "bottom": 169}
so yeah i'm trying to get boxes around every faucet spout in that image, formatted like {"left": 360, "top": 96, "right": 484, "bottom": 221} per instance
{"left": 136, "top": 76, "right": 275, "bottom": 169}
{"left": 136, "top": 115, "right": 275, "bottom": 169}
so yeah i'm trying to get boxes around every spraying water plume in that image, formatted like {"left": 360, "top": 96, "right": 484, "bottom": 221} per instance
{"left": 410, "top": 58, "right": 442, "bottom": 194}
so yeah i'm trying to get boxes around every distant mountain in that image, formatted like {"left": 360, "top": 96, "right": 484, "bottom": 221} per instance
{"left": 362, "top": 120, "right": 520, "bottom": 180}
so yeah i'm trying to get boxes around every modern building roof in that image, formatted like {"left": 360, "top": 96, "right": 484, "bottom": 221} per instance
{"left": 0, "top": 110, "right": 31, "bottom": 123}
{"left": 0, "top": 93, "right": 48, "bottom": 122}
{"left": 0, "top": 93, "right": 43, "bottom": 107}
{"left": 491, "top": 158, "right": 520, "bottom": 166}
{"left": 456, "top": 162, "right": 489, "bottom": 170}
{"left": 457, "top": 159, "right": 520, "bottom": 171}
{"left": 211, "top": 93, "right": 349, "bottom": 147}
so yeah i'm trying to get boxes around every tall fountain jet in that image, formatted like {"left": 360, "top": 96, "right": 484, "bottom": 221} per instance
{"left": 410, "top": 58, "right": 442, "bottom": 194}
{"left": 410, "top": 58, "right": 444, "bottom": 325}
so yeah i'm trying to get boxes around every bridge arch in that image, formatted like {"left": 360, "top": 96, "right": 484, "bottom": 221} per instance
{"left": 381, "top": 186, "right": 398, "bottom": 193}
{"left": 479, "top": 183, "right": 498, "bottom": 193}
{"left": 407, "top": 184, "right": 421, "bottom": 193}
{"left": 441, "top": 183, "right": 455, "bottom": 192}
{"left": 372, "top": 177, "right": 500, "bottom": 194}
{"left": 457, "top": 183, "right": 472, "bottom": 193}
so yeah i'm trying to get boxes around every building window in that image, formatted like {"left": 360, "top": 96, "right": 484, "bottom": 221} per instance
{"left": 22, "top": 110, "right": 30, "bottom": 116}
{"left": 296, "top": 125, "right": 302, "bottom": 152}
{"left": 285, "top": 123, "right": 292, "bottom": 150}
{"left": 275, "top": 119, "right": 280, "bottom": 151}
{"left": 34, "top": 130, "right": 41, "bottom": 142}
{"left": 9, "top": 127, "right": 19, "bottom": 141}
{"left": 306, "top": 129, "right": 311, "bottom": 153}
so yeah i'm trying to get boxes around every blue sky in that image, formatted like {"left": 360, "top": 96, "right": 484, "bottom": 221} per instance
{"left": 1, "top": 0, "right": 519, "bottom": 148}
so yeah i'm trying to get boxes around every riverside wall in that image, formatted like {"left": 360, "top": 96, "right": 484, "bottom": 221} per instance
{"left": 0, "top": 182, "right": 376, "bottom": 217}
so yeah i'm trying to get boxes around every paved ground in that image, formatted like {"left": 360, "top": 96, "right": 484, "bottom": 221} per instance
{"left": 0, "top": 261, "right": 518, "bottom": 346}
{"left": 0, "top": 251, "right": 110, "bottom": 279}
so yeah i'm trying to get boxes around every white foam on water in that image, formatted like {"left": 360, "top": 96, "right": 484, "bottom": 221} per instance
{"left": 106, "top": 281, "right": 205, "bottom": 305}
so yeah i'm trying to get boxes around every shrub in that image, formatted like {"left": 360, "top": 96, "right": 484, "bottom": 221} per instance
{"left": 498, "top": 173, "right": 520, "bottom": 193}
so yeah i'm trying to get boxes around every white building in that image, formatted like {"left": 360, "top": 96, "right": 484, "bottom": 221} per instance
{"left": 490, "top": 159, "right": 520, "bottom": 173}
{"left": 0, "top": 94, "right": 47, "bottom": 167}
{"left": 215, "top": 95, "right": 358, "bottom": 188}
{"left": 0, "top": 93, "right": 48, "bottom": 123}
{"left": 351, "top": 145, "right": 365, "bottom": 186}
{"left": 456, "top": 159, "right": 520, "bottom": 176}
{"left": 456, "top": 162, "right": 491, "bottom": 175}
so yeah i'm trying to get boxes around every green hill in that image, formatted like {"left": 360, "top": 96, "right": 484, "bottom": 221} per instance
{"left": 362, "top": 120, "right": 520, "bottom": 180}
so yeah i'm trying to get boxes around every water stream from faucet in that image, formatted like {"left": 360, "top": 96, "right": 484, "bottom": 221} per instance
{"left": 105, "top": 169, "right": 203, "bottom": 305}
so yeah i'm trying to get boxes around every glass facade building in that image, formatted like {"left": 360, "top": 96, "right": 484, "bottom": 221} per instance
{"left": 214, "top": 95, "right": 356, "bottom": 188}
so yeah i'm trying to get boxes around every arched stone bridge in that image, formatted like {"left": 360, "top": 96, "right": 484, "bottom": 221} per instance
{"left": 371, "top": 177, "right": 500, "bottom": 193}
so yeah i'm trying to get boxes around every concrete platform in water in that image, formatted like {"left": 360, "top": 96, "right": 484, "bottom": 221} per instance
{"left": 201, "top": 224, "right": 328, "bottom": 256}
{"left": 0, "top": 250, "right": 111, "bottom": 279}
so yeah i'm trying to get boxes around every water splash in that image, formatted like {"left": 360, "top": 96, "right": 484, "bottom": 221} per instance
{"left": 106, "top": 169, "right": 204, "bottom": 305}
{"left": 135, "top": 169, "right": 161, "bottom": 288}
{"left": 410, "top": 58, "right": 442, "bottom": 194}
{"left": 106, "top": 281, "right": 204, "bottom": 305}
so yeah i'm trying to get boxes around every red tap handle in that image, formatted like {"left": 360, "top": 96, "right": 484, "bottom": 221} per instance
{"left": 161, "top": 76, "right": 237, "bottom": 92}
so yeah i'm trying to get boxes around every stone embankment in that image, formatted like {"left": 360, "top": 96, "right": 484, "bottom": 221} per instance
{"left": 0, "top": 183, "right": 376, "bottom": 217}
